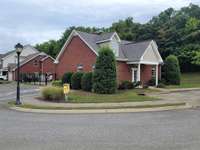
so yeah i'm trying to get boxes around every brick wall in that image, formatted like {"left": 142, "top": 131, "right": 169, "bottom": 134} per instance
{"left": 116, "top": 61, "right": 132, "bottom": 83}
{"left": 13, "top": 55, "right": 55, "bottom": 80}
{"left": 55, "top": 36, "right": 97, "bottom": 79}
{"left": 41, "top": 57, "right": 55, "bottom": 74}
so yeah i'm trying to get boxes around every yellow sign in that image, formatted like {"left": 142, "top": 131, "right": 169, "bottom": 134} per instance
{"left": 63, "top": 84, "right": 70, "bottom": 94}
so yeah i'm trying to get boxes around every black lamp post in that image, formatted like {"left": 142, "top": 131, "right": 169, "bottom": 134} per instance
{"left": 15, "top": 43, "right": 23, "bottom": 105}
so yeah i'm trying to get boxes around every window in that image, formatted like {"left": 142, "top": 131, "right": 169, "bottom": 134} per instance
{"left": 77, "top": 64, "right": 83, "bottom": 72}
{"left": 152, "top": 66, "right": 156, "bottom": 78}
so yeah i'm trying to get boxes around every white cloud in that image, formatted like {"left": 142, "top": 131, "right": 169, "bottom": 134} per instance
{"left": 0, "top": 0, "right": 199, "bottom": 53}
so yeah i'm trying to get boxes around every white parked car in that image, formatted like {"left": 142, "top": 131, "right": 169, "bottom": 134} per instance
{"left": 0, "top": 71, "right": 8, "bottom": 80}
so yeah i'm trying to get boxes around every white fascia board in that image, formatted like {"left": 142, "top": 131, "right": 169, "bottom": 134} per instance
{"left": 127, "top": 61, "right": 159, "bottom": 65}
{"left": 111, "top": 32, "right": 121, "bottom": 42}
{"left": 116, "top": 58, "right": 128, "bottom": 61}
{"left": 140, "top": 40, "right": 163, "bottom": 63}
{"left": 76, "top": 32, "right": 98, "bottom": 56}
{"left": 151, "top": 40, "right": 163, "bottom": 63}
{"left": 96, "top": 32, "right": 121, "bottom": 44}
{"left": 12, "top": 53, "right": 43, "bottom": 71}
{"left": 55, "top": 30, "right": 98, "bottom": 63}
{"left": 55, "top": 30, "right": 76, "bottom": 63}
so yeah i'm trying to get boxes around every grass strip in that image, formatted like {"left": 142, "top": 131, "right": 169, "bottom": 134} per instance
{"left": 8, "top": 101, "right": 186, "bottom": 110}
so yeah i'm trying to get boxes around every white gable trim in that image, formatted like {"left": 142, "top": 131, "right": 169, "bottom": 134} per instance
{"left": 12, "top": 52, "right": 46, "bottom": 71}
{"left": 111, "top": 32, "right": 121, "bottom": 43}
{"left": 140, "top": 40, "right": 163, "bottom": 63}
{"left": 95, "top": 32, "right": 121, "bottom": 44}
{"left": 55, "top": 30, "right": 98, "bottom": 63}
{"left": 127, "top": 61, "right": 159, "bottom": 65}
{"left": 41, "top": 55, "right": 55, "bottom": 62}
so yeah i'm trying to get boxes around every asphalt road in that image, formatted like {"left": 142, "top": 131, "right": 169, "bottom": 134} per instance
{"left": 0, "top": 101, "right": 200, "bottom": 150}
{"left": 0, "top": 84, "right": 200, "bottom": 150}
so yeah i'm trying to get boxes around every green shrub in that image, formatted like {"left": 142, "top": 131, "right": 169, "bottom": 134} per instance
{"left": 81, "top": 72, "right": 93, "bottom": 91}
{"left": 93, "top": 47, "right": 117, "bottom": 94}
{"left": 157, "top": 83, "right": 166, "bottom": 88}
{"left": 62, "top": 72, "right": 73, "bottom": 84}
{"left": 71, "top": 72, "right": 84, "bottom": 89}
{"left": 133, "top": 81, "right": 141, "bottom": 88}
{"left": 42, "top": 86, "right": 64, "bottom": 102}
{"left": 164, "top": 55, "right": 181, "bottom": 85}
{"left": 148, "top": 78, "right": 156, "bottom": 86}
{"left": 118, "top": 81, "right": 133, "bottom": 90}
{"left": 52, "top": 80, "right": 62, "bottom": 87}
{"left": 143, "top": 84, "right": 149, "bottom": 89}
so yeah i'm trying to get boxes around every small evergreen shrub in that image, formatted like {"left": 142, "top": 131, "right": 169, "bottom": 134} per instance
{"left": 133, "top": 81, "right": 141, "bottom": 88}
{"left": 157, "top": 83, "right": 166, "bottom": 88}
{"left": 143, "top": 84, "right": 149, "bottom": 89}
{"left": 62, "top": 72, "right": 73, "bottom": 84}
{"left": 42, "top": 86, "right": 64, "bottom": 102}
{"left": 148, "top": 78, "right": 156, "bottom": 86}
{"left": 81, "top": 72, "right": 93, "bottom": 91}
{"left": 52, "top": 80, "right": 62, "bottom": 87}
{"left": 93, "top": 47, "right": 117, "bottom": 94}
{"left": 71, "top": 72, "right": 84, "bottom": 89}
{"left": 164, "top": 55, "right": 181, "bottom": 85}
{"left": 118, "top": 81, "right": 133, "bottom": 90}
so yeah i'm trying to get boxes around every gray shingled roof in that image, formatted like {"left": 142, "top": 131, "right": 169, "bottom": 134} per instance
{"left": 120, "top": 40, "right": 152, "bottom": 61}
{"left": 76, "top": 30, "right": 151, "bottom": 61}
{"left": 12, "top": 52, "right": 47, "bottom": 71}
{"left": 95, "top": 32, "right": 115, "bottom": 43}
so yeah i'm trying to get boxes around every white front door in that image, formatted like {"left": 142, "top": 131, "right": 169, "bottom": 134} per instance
{"left": 132, "top": 68, "right": 138, "bottom": 82}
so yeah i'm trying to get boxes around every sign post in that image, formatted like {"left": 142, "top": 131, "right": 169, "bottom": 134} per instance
{"left": 63, "top": 84, "right": 70, "bottom": 101}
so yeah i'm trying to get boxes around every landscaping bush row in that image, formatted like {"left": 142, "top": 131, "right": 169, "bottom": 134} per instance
{"left": 52, "top": 72, "right": 93, "bottom": 91}
{"left": 118, "top": 81, "right": 141, "bottom": 90}
{"left": 42, "top": 86, "right": 64, "bottom": 102}
{"left": 54, "top": 72, "right": 142, "bottom": 91}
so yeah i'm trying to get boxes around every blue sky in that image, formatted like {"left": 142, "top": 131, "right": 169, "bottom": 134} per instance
{"left": 0, "top": 0, "right": 199, "bottom": 53}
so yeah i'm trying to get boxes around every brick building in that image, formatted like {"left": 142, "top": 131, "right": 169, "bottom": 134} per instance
{"left": 55, "top": 30, "right": 163, "bottom": 86}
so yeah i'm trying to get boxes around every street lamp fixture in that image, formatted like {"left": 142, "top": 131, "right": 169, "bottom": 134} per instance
{"left": 15, "top": 43, "right": 23, "bottom": 105}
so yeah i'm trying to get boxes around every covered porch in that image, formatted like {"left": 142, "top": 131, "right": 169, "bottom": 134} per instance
{"left": 127, "top": 61, "right": 161, "bottom": 86}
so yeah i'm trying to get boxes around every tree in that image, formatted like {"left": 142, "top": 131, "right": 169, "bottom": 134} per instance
{"left": 192, "top": 51, "right": 200, "bottom": 65}
{"left": 81, "top": 72, "right": 93, "bottom": 91}
{"left": 93, "top": 47, "right": 117, "bottom": 94}
{"left": 35, "top": 4, "right": 200, "bottom": 73}
{"left": 62, "top": 72, "right": 73, "bottom": 85}
{"left": 71, "top": 72, "right": 84, "bottom": 89}
{"left": 164, "top": 55, "right": 181, "bottom": 85}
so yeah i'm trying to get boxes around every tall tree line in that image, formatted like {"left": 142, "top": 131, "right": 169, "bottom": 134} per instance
{"left": 36, "top": 3, "right": 200, "bottom": 72}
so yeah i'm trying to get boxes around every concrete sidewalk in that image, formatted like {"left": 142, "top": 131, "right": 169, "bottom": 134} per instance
{"left": 9, "top": 88, "right": 200, "bottom": 114}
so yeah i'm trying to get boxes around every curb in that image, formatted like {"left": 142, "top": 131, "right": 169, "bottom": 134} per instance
{"left": 9, "top": 104, "right": 191, "bottom": 114}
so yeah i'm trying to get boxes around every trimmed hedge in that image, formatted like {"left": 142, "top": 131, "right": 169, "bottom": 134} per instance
{"left": 71, "top": 72, "right": 84, "bottom": 89}
{"left": 164, "top": 55, "right": 181, "bottom": 85}
{"left": 62, "top": 72, "right": 73, "bottom": 85}
{"left": 42, "top": 86, "right": 64, "bottom": 102}
{"left": 118, "top": 81, "right": 133, "bottom": 90}
{"left": 93, "top": 47, "right": 117, "bottom": 94}
{"left": 148, "top": 78, "right": 156, "bottom": 86}
{"left": 81, "top": 72, "right": 93, "bottom": 91}
{"left": 52, "top": 80, "right": 62, "bottom": 87}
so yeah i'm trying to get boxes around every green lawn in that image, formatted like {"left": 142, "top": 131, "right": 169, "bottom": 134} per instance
{"left": 67, "top": 89, "right": 158, "bottom": 103}
{"left": 167, "top": 72, "right": 200, "bottom": 89}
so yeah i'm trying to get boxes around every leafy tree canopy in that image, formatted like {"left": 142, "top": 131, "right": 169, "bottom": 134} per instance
{"left": 35, "top": 3, "right": 200, "bottom": 72}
